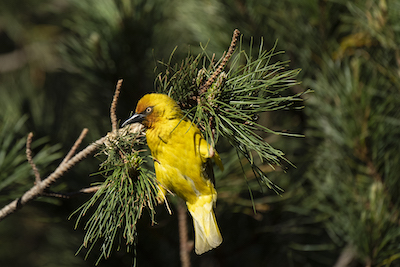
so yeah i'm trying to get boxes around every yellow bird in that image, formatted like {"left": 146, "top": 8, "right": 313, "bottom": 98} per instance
{"left": 122, "top": 93, "right": 224, "bottom": 254}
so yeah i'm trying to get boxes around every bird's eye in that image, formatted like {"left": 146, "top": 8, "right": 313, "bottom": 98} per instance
{"left": 145, "top": 107, "right": 153, "bottom": 114}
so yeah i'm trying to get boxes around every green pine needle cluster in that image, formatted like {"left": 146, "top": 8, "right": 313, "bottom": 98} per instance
{"left": 156, "top": 38, "right": 308, "bottom": 192}
{"left": 0, "top": 116, "right": 63, "bottom": 203}
{"left": 72, "top": 34, "right": 306, "bottom": 263}
{"left": 72, "top": 126, "right": 159, "bottom": 264}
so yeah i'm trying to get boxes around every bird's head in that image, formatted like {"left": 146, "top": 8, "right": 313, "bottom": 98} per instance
{"left": 121, "top": 93, "right": 183, "bottom": 129}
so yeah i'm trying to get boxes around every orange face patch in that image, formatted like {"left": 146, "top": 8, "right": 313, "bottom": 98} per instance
{"left": 133, "top": 93, "right": 182, "bottom": 128}
{"left": 135, "top": 98, "right": 149, "bottom": 114}
{"left": 134, "top": 97, "right": 157, "bottom": 128}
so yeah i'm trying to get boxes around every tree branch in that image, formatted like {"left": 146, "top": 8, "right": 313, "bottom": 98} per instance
{"left": 61, "top": 128, "right": 89, "bottom": 165}
{"left": 178, "top": 200, "right": 192, "bottom": 267}
{"left": 26, "top": 132, "right": 41, "bottom": 184}
{"left": 0, "top": 78, "right": 126, "bottom": 221}
{"left": 42, "top": 185, "right": 102, "bottom": 199}
{"left": 333, "top": 244, "right": 359, "bottom": 267}
{"left": 111, "top": 79, "right": 123, "bottom": 133}
{"left": 0, "top": 134, "right": 106, "bottom": 221}
{"left": 198, "top": 29, "right": 240, "bottom": 95}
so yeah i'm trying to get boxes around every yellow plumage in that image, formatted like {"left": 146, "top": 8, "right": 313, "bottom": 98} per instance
{"left": 122, "top": 93, "right": 223, "bottom": 254}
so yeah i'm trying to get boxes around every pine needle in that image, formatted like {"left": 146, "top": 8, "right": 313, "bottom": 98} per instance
{"left": 155, "top": 36, "right": 308, "bottom": 190}
{"left": 71, "top": 126, "right": 158, "bottom": 263}
{"left": 72, "top": 32, "right": 307, "bottom": 263}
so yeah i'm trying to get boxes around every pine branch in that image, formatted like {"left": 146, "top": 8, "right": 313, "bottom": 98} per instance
{"left": 26, "top": 132, "right": 41, "bottom": 184}
{"left": 70, "top": 80, "right": 158, "bottom": 263}
{"left": 1, "top": 29, "right": 307, "bottom": 264}
{"left": 42, "top": 186, "right": 102, "bottom": 199}
{"left": 0, "top": 79, "right": 126, "bottom": 221}
{"left": 110, "top": 79, "right": 123, "bottom": 133}
{"left": 178, "top": 200, "right": 193, "bottom": 267}
{"left": 70, "top": 30, "right": 306, "bottom": 264}
{"left": 198, "top": 29, "right": 240, "bottom": 95}
{"left": 156, "top": 29, "right": 307, "bottom": 192}
{"left": 0, "top": 131, "right": 106, "bottom": 221}
{"left": 72, "top": 124, "right": 158, "bottom": 263}
{"left": 61, "top": 128, "right": 89, "bottom": 165}
{"left": 0, "top": 77, "right": 159, "bottom": 264}
{"left": 333, "top": 244, "right": 358, "bottom": 267}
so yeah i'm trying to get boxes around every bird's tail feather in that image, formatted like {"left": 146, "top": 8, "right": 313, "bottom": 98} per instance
{"left": 187, "top": 196, "right": 222, "bottom": 255}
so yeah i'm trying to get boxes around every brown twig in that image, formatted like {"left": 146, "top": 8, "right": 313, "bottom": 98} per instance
{"left": 42, "top": 185, "right": 102, "bottom": 199}
{"left": 0, "top": 134, "right": 106, "bottom": 221}
{"left": 333, "top": 244, "right": 358, "bottom": 267}
{"left": 111, "top": 79, "right": 123, "bottom": 133}
{"left": 198, "top": 29, "right": 240, "bottom": 95}
{"left": 177, "top": 200, "right": 192, "bottom": 267}
{"left": 210, "top": 53, "right": 216, "bottom": 67}
{"left": 0, "top": 79, "right": 127, "bottom": 221}
{"left": 61, "top": 128, "right": 89, "bottom": 165}
{"left": 26, "top": 132, "right": 41, "bottom": 184}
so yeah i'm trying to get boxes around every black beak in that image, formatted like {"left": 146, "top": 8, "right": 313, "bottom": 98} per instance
{"left": 121, "top": 113, "right": 146, "bottom": 128}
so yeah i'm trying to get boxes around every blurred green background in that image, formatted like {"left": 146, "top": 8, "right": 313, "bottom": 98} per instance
{"left": 1, "top": 0, "right": 400, "bottom": 266}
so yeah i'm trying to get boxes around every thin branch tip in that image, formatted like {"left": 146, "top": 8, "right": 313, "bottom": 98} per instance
{"left": 0, "top": 77, "right": 121, "bottom": 221}
{"left": 61, "top": 128, "right": 89, "bottom": 165}
{"left": 0, "top": 134, "right": 106, "bottom": 222}
{"left": 111, "top": 79, "right": 123, "bottom": 133}
{"left": 43, "top": 185, "right": 101, "bottom": 199}
{"left": 178, "top": 200, "right": 191, "bottom": 267}
{"left": 26, "top": 132, "right": 41, "bottom": 183}
{"left": 199, "top": 29, "right": 240, "bottom": 95}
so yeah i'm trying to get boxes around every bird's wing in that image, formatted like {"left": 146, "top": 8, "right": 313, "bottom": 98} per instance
{"left": 199, "top": 138, "right": 224, "bottom": 171}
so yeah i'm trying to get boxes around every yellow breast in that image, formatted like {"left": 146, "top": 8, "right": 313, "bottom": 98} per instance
{"left": 146, "top": 118, "right": 215, "bottom": 204}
